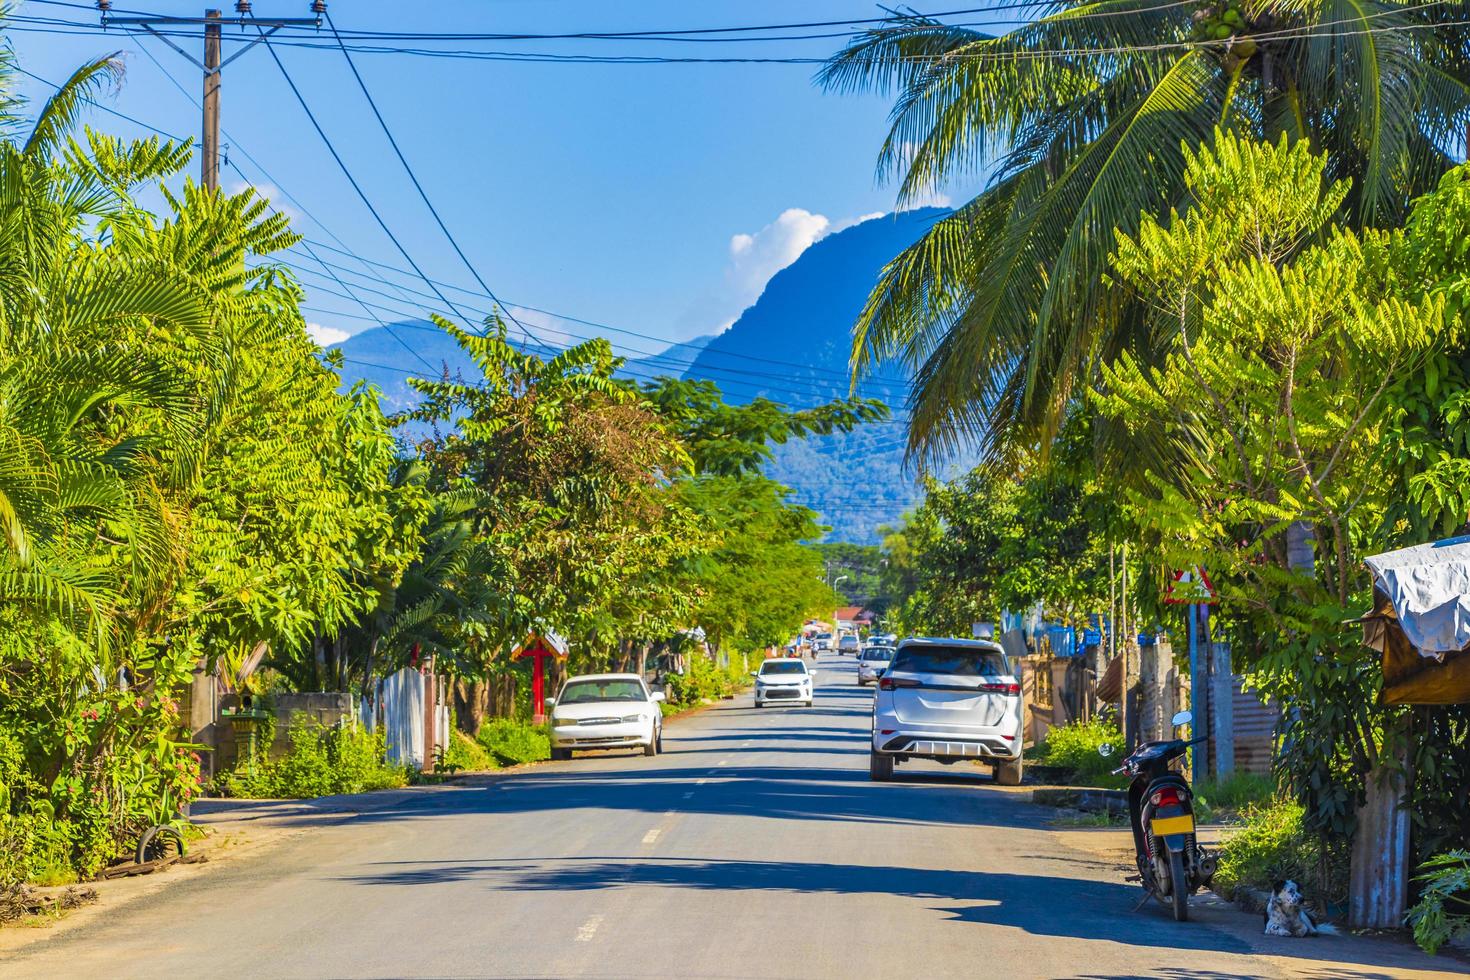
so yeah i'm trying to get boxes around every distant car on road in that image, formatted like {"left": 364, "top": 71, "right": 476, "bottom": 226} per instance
{"left": 856, "top": 645, "right": 894, "bottom": 685}
{"left": 869, "top": 637, "right": 1023, "bottom": 785}
{"left": 812, "top": 632, "right": 834, "bottom": 652}
{"left": 547, "top": 673, "right": 664, "bottom": 760}
{"left": 837, "top": 634, "right": 861, "bottom": 656}
{"left": 753, "top": 658, "right": 813, "bottom": 708}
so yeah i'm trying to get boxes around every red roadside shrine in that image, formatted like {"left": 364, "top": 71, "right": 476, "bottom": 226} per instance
{"left": 512, "top": 630, "right": 569, "bottom": 724}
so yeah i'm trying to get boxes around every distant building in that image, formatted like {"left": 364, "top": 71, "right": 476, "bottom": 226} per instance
{"left": 834, "top": 607, "right": 874, "bottom": 632}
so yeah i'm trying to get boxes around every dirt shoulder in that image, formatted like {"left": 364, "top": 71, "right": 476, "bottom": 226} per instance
{"left": 1051, "top": 817, "right": 1470, "bottom": 979}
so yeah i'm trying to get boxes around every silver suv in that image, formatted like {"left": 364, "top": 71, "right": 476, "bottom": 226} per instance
{"left": 869, "top": 637, "right": 1023, "bottom": 785}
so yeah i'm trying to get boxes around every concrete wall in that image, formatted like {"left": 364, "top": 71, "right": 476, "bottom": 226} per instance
{"left": 216, "top": 692, "right": 355, "bottom": 770}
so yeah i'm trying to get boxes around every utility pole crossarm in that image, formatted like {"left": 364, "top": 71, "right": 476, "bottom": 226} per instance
{"left": 96, "top": 4, "right": 328, "bottom": 192}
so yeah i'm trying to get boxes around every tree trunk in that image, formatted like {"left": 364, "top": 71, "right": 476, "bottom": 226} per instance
{"left": 455, "top": 678, "right": 489, "bottom": 735}
{"left": 360, "top": 636, "right": 379, "bottom": 698}
{"left": 312, "top": 633, "right": 326, "bottom": 692}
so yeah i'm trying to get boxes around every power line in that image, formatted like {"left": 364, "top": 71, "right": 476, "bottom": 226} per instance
{"left": 10, "top": 63, "right": 189, "bottom": 141}
{"left": 279, "top": 238, "right": 915, "bottom": 386}
{"left": 279, "top": 245, "right": 912, "bottom": 394}
{"left": 248, "top": 18, "right": 486, "bottom": 337}
{"left": 321, "top": 9, "right": 534, "bottom": 347}
{"left": 20, "top": 4, "right": 1463, "bottom": 64}
{"left": 127, "top": 27, "right": 423, "bottom": 314}
{"left": 116, "top": 31, "right": 439, "bottom": 372}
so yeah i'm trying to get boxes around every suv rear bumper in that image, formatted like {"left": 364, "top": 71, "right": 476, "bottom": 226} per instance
{"left": 874, "top": 731, "right": 1019, "bottom": 761}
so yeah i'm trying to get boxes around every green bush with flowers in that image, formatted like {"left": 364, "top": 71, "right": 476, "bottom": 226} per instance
{"left": 0, "top": 627, "right": 203, "bottom": 887}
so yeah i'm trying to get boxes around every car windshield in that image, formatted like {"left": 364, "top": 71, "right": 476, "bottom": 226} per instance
{"left": 815, "top": 633, "right": 832, "bottom": 640}
{"left": 890, "top": 645, "right": 1007, "bottom": 677}
{"left": 861, "top": 648, "right": 893, "bottom": 661}
{"left": 558, "top": 680, "right": 647, "bottom": 704}
{"left": 759, "top": 661, "right": 807, "bottom": 675}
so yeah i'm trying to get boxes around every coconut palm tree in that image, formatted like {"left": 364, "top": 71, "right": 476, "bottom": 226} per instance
{"left": 821, "top": 0, "right": 1470, "bottom": 461}
{"left": 0, "top": 55, "right": 213, "bottom": 644}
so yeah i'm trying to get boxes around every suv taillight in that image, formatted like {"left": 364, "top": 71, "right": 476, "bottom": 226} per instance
{"left": 980, "top": 682, "right": 1021, "bottom": 696}
{"left": 878, "top": 676, "right": 919, "bottom": 691}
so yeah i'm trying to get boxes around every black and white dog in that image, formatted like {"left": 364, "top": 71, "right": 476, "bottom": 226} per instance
{"left": 1263, "top": 879, "right": 1335, "bottom": 937}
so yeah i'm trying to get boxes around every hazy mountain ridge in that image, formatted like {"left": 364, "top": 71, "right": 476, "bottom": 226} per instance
{"left": 681, "top": 209, "right": 956, "bottom": 544}
{"left": 330, "top": 210, "right": 955, "bottom": 542}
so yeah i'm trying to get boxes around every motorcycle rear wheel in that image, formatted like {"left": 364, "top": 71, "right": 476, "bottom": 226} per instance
{"left": 1169, "top": 849, "right": 1189, "bottom": 922}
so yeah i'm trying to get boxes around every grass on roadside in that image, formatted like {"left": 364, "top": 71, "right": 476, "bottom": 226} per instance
{"left": 1193, "top": 771, "right": 1275, "bottom": 824}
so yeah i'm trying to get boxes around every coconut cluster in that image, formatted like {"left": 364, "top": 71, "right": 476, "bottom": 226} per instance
{"left": 1191, "top": 0, "right": 1259, "bottom": 60}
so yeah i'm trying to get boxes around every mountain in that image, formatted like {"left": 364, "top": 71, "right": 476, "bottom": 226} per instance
{"left": 681, "top": 209, "right": 960, "bottom": 544}
{"left": 334, "top": 319, "right": 464, "bottom": 414}
{"left": 329, "top": 211, "right": 953, "bottom": 542}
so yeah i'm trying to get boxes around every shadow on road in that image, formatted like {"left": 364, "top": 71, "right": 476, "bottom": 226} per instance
{"left": 338, "top": 855, "right": 1260, "bottom": 957}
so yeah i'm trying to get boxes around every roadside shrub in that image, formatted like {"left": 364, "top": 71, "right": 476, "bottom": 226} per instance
{"left": 0, "top": 645, "right": 204, "bottom": 886}
{"left": 1408, "top": 850, "right": 1470, "bottom": 955}
{"left": 1212, "top": 799, "right": 1346, "bottom": 909}
{"left": 665, "top": 651, "right": 768, "bottom": 706}
{"left": 441, "top": 730, "right": 496, "bottom": 772}
{"left": 217, "top": 717, "right": 407, "bottom": 799}
{"left": 476, "top": 718, "right": 549, "bottom": 767}
{"left": 1033, "top": 718, "right": 1125, "bottom": 787}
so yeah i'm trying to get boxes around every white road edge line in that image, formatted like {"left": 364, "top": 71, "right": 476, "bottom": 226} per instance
{"left": 576, "top": 914, "right": 604, "bottom": 943}
{"left": 642, "top": 828, "right": 662, "bottom": 845}
{"left": 682, "top": 791, "right": 694, "bottom": 799}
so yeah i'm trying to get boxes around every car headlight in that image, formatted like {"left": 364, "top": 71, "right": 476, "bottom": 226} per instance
{"left": 621, "top": 713, "right": 644, "bottom": 723}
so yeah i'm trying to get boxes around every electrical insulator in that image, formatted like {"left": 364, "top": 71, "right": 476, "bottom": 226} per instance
{"left": 235, "top": 0, "right": 251, "bottom": 12}
{"left": 310, "top": 1, "right": 326, "bottom": 13}
{"left": 97, "top": 0, "right": 111, "bottom": 10}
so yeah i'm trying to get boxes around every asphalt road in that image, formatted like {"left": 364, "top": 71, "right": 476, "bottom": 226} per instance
{"left": 4, "top": 655, "right": 1463, "bottom": 979}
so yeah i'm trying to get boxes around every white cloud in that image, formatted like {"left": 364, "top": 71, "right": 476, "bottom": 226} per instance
{"left": 305, "top": 322, "right": 350, "bottom": 347}
{"left": 833, "top": 211, "right": 886, "bottom": 232}
{"left": 677, "top": 207, "right": 894, "bottom": 339}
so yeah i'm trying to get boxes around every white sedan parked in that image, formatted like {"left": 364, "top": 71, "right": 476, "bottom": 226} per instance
{"left": 753, "top": 659, "right": 813, "bottom": 707}
{"left": 548, "top": 673, "right": 664, "bottom": 759}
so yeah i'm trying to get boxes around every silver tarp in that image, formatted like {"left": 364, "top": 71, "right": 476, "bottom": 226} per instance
{"left": 1363, "top": 536, "right": 1470, "bottom": 658}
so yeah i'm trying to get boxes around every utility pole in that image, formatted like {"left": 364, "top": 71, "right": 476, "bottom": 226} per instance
{"left": 99, "top": 2, "right": 325, "bottom": 191}
{"left": 202, "top": 9, "right": 221, "bottom": 190}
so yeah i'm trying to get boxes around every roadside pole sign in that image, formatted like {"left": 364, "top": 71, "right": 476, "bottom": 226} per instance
{"left": 1163, "top": 566, "right": 1217, "bottom": 605}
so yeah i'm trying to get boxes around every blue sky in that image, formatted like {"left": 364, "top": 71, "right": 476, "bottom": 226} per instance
{"left": 15, "top": 1, "right": 980, "bottom": 351}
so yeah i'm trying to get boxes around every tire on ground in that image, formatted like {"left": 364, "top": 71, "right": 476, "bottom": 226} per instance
{"left": 869, "top": 751, "right": 894, "bottom": 781}
{"left": 995, "top": 756, "right": 1023, "bottom": 786}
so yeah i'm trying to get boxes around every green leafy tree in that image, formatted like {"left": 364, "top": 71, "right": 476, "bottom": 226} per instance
{"left": 821, "top": 2, "right": 1470, "bottom": 459}
{"left": 1093, "top": 132, "right": 1451, "bottom": 841}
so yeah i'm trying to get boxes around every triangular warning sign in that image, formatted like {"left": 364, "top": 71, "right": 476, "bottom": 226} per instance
{"left": 1164, "top": 566, "right": 1217, "bottom": 605}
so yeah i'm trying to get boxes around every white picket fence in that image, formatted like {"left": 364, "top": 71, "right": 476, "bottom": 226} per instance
{"left": 361, "top": 667, "right": 450, "bottom": 768}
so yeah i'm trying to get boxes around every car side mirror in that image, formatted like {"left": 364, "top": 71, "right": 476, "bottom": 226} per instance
{"left": 1098, "top": 743, "right": 1115, "bottom": 758}
{"left": 750, "top": 671, "right": 759, "bottom": 678}
{"left": 650, "top": 691, "right": 665, "bottom": 703}
{"left": 1171, "top": 709, "right": 1193, "bottom": 728}
{"left": 544, "top": 697, "right": 556, "bottom": 708}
